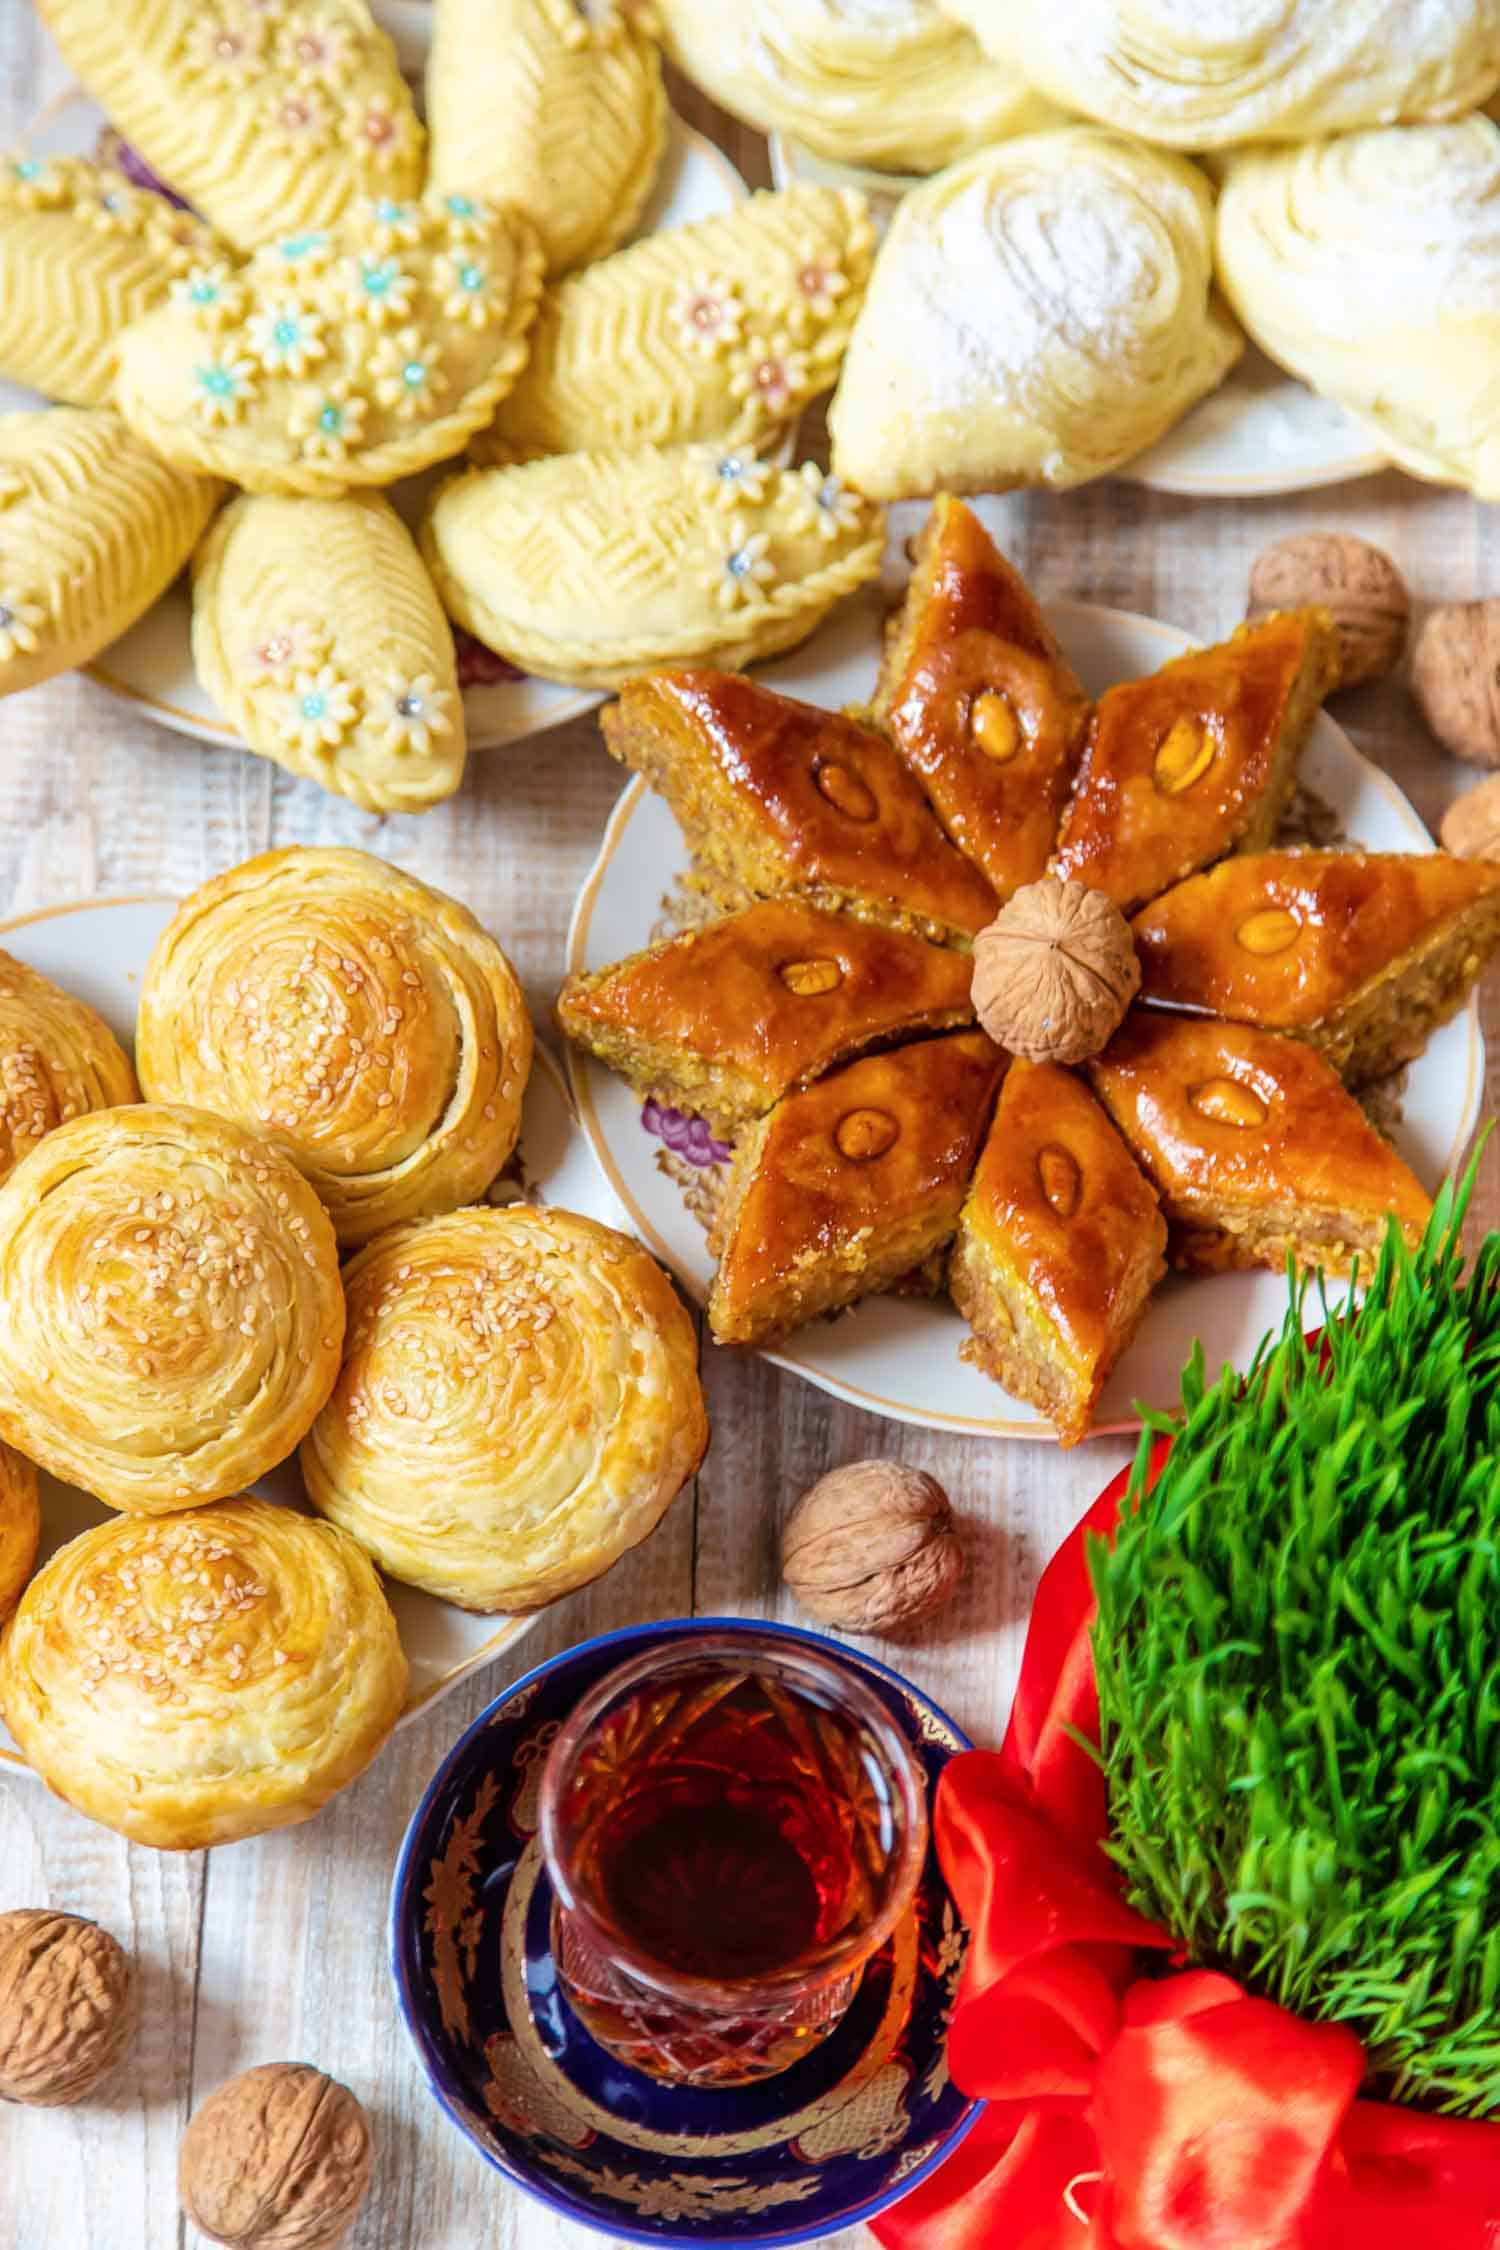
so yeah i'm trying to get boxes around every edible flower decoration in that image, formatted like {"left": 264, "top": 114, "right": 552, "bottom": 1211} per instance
{"left": 790, "top": 464, "right": 863, "bottom": 540}
{"left": 279, "top": 663, "right": 360, "bottom": 751}
{"left": 0, "top": 585, "right": 44, "bottom": 664}
{"left": 710, "top": 517, "right": 776, "bottom": 610}
{"left": 673, "top": 273, "right": 743, "bottom": 356}
{"left": 192, "top": 355, "right": 258, "bottom": 424}
{"left": 344, "top": 253, "right": 417, "bottom": 327}
{"left": 730, "top": 333, "right": 807, "bottom": 421}
{"left": 369, "top": 673, "right": 454, "bottom": 757}
{"left": 245, "top": 300, "right": 326, "bottom": 378}
{"left": 789, "top": 246, "right": 848, "bottom": 328}
{"left": 289, "top": 378, "right": 369, "bottom": 460}
{"left": 370, "top": 329, "right": 442, "bottom": 420}
{"left": 699, "top": 448, "right": 771, "bottom": 510}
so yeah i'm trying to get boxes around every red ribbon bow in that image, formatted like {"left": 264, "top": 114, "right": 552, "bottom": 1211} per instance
{"left": 875, "top": 1442, "right": 1500, "bottom": 2250}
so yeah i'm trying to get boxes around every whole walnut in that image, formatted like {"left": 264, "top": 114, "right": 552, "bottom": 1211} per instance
{"left": 1248, "top": 533, "right": 1409, "bottom": 690}
{"left": 1412, "top": 600, "right": 1500, "bottom": 767}
{"left": 781, "top": 1462, "right": 963, "bottom": 1634}
{"left": 179, "top": 2063, "right": 373, "bottom": 2250}
{"left": 0, "top": 1908, "right": 132, "bottom": 2106}
{"left": 1441, "top": 775, "right": 1500, "bottom": 863}
{"left": 972, "top": 876, "right": 1139, "bottom": 1065}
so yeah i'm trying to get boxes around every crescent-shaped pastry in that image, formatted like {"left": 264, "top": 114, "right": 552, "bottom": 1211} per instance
{"left": 1216, "top": 121, "right": 1500, "bottom": 502}
{"left": 427, "top": 0, "right": 665, "bottom": 275}
{"left": 473, "top": 185, "right": 876, "bottom": 463}
{"left": 34, "top": 0, "right": 424, "bottom": 252}
{"left": 114, "top": 192, "right": 544, "bottom": 497}
{"left": 0, "top": 152, "right": 221, "bottom": 407}
{"left": 0, "top": 1498, "right": 407, "bottom": 1849}
{"left": 300, "top": 1207, "right": 708, "bottom": 1612}
{"left": 136, "top": 848, "right": 534, "bottom": 1249}
{"left": 422, "top": 445, "right": 884, "bottom": 687}
{"left": 0, "top": 1105, "right": 344, "bottom": 1514}
{"left": 947, "top": 0, "right": 1500, "bottom": 148}
{"left": 192, "top": 493, "right": 466, "bottom": 813}
{"left": 0, "top": 1443, "right": 39, "bottom": 1621}
{"left": 828, "top": 130, "right": 1242, "bottom": 498}
{"left": 0, "top": 410, "right": 221, "bottom": 702}
{"left": 0, "top": 948, "right": 138, "bottom": 1183}
{"left": 654, "top": 0, "right": 1059, "bottom": 176}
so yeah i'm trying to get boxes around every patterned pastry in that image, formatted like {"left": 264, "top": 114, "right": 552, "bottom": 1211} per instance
{"left": 427, "top": 0, "right": 665, "bottom": 276}
{"left": 34, "top": 0, "right": 423, "bottom": 252}
{"left": 602, "top": 669, "right": 998, "bottom": 946}
{"left": 422, "top": 445, "right": 884, "bottom": 688}
{"left": 114, "top": 191, "right": 543, "bottom": 497}
{"left": 0, "top": 152, "right": 220, "bottom": 408}
{"left": 0, "top": 949, "right": 138, "bottom": 1185}
{"left": 1217, "top": 121, "right": 1500, "bottom": 501}
{"left": 708, "top": 1029, "right": 1005, "bottom": 1347}
{"left": 653, "top": 0, "right": 1059, "bottom": 177}
{"left": 301, "top": 1208, "right": 708, "bottom": 1611}
{"left": 1051, "top": 610, "right": 1341, "bottom": 915}
{"left": 1133, "top": 850, "right": 1500, "bottom": 1085}
{"left": 0, "top": 1499, "right": 407, "bottom": 1849}
{"left": 948, "top": 1059, "right": 1165, "bottom": 1446}
{"left": 872, "top": 497, "right": 1091, "bottom": 899}
{"left": 946, "top": 0, "right": 1500, "bottom": 148}
{"left": 0, "top": 409, "right": 220, "bottom": 702}
{"left": 558, "top": 901, "right": 975, "bottom": 1137}
{"left": 1088, "top": 1013, "right": 1432, "bottom": 1278}
{"left": 136, "top": 848, "right": 533, "bottom": 1249}
{"left": 192, "top": 492, "right": 465, "bottom": 812}
{"left": 0, "top": 1442, "right": 39, "bottom": 1622}
{"left": 0, "top": 1104, "right": 344, "bottom": 1514}
{"left": 473, "top": 185, "right": 875, "bottom": 462}
{"left": 827, "top": 131, "right": 1241, "bottom": 499}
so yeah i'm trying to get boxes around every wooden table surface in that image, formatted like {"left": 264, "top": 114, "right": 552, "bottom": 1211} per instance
{"left": 4, "top": 10, "right": 1500, "bottom": 2246}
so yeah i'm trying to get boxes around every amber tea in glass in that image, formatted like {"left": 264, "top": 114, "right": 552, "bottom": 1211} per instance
{"left": 538, "top": 1632, "right": 928, "bottom": 2088}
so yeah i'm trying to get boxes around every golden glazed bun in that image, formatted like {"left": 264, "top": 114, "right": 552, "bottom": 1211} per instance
{"left": 0, "top": 1105, "right": 344, "bottom": 1514}
{"left": 136, "top": 849, "right": 533, "bottom": 1248}
{"left": 0, "top": 1498, "right": 407, "bottom": 1848}
{"left": 0, "top": 1442, "right": 39, "bottom": 1620}
{"left": 0, "top": 947, "right": 138, "bottom": 1185}
{"left": 301, "top": 1207, "right": 708, "bottom": 1611}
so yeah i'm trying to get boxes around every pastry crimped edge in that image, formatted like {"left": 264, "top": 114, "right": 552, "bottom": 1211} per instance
{"left": 0, "top": 1496, "right": 407, "bottom": 1849}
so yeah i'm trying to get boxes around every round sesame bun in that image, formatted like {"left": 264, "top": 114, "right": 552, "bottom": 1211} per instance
{"left": 301, "top": 1206, "right": 708, "bottom": 1612}
{"left": 0, "top": 1103, "right": 344, "bottom": 1514}
{"left": 135, "top": 846, "right": 534, "bottom": 1249}
{"left": 0, "top": 1441, "right": 38, "bottom": 1621}
{"left": 0, "top": 945, "right": 138, "bottom": 1185}
{"left": 0, "top": 1499, "right": 407, "bottom": 1849}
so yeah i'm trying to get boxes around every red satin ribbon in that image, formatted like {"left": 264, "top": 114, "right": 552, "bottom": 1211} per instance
{"left": 875, "top": 1441, "right": 1500, "bottom": 2250}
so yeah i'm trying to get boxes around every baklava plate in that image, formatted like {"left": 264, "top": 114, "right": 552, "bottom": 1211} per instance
{"left": 708, "top": 1030, "right": 1004, "bottom": 1348}
{"left": 558, "top": 901, "right": 974, "bottom": 1139}
{"left": 949, "top": 1060, "right": 1166, "bottom": 1445}
{"left": 1088, "top": 1012, "right": 1432, "bottom": 1278}
{"left": 1052, "top": 610, "right": 1341, "bottom": 913}
{"left": 872, "top": 496, "right": 1091, "bottom": 900}
{"left": 602, "top": 670, "right": 997, "bottom": 947}
{"left": 1132, "top": 850, "right": 1500, "bottom": 1084}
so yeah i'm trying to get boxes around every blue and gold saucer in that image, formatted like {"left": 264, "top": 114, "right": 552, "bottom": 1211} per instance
{"left": 389, "top": 1617, "right": 981, "bottom": 2245}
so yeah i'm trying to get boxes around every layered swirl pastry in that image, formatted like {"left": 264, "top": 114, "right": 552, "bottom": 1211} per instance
{"left": 0, "top": 947, "right": 138, "bottom": 1183}
{"left": 0, "top": 1104, "right": 344, "bottom": 1512}
{"left": 136, "top": 847, "right": 534, "bottom": 1247}
{"left": 0, "top": 1498, "right": 407, "bottom": 1848}
{"left": 828, "top": 130, "right": 1242, "bottom": 497}
{"left": 301, "top": 1207, "right": 708, "bottom": 1611}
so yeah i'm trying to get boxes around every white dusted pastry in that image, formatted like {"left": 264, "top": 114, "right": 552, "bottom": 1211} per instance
{"left": 422, "top": 443, "right": 884, "bottom": 687}
{"left": 653, "top": 0, "right": 1059, "bottom": 177}
{"left": 946, "top": 0, "right": 1500, "bottom": 149}
{"left": 1216, "top": 119, "right": 1500, "bottom": 501}
{"left": 828, "top": 129, "right": 1241, "bottom": 498}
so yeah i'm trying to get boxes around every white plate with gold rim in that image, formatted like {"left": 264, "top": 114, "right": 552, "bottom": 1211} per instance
{"left": 767, "top": 134, "right": 1389, "bottom": 500}
{"left": 565, "top": 589, "right": 1483, "bottom": 1442}
{"left": 0, "top": 894, "right": 625, "bottom": 1782}
{"left": 4, "top": 88, "right": 747, "bottom": 755}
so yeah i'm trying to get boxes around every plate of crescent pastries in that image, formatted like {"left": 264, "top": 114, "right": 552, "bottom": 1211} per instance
{"left": 0, "top": 848, "right": 709, "bottom": 1852}
{"left": 561, "top": 498, "right": 1493, "bottom": 1443}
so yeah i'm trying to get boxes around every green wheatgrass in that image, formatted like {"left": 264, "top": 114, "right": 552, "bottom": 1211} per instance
{"left": 1089, "top": 1164, "right": 1500, "bottom": 2116}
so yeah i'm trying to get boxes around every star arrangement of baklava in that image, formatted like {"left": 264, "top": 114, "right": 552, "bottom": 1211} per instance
{"left": 559, "top": 496, "right": 1500, "bottom": 1444}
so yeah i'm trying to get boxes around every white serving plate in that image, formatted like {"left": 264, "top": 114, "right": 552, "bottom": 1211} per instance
{"left": 0, "top": 895, "right": 624, "bottom": 1781}
{"left": 566, "top": 590, "right": 1483, "bottom": 1440}
{"left": 767, "top": 134, "right": 1388, "bottom": 499}
{"left": 6, "top": 88, "right": 747, "bottom": 753}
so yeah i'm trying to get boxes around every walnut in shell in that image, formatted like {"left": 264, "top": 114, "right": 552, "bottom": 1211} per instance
{"left": 0, "top": 1908, "right": 132, "bottom": 2106}
{"left": 179, "top": 2063, "right": 373, "bottom": 2250}
{"left": 1412, "top": 601, "right": 1500, "bottom": 768}
{"left": 781, "top": 1461, "right": 963, "bottom": 1634}
{"left": 972, "top": 876, "right": 1139, "bottom": 1064}
{"left": 1247, "top": 533, "right": 1408, "bottom": 690}
{"left": 1441, "top": 775, "right": 1500, "bottom": 862}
